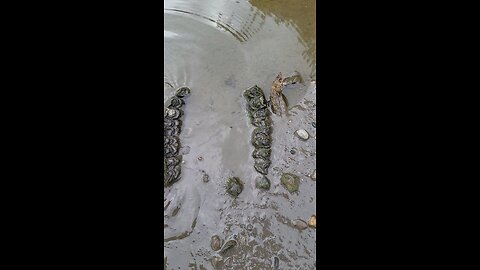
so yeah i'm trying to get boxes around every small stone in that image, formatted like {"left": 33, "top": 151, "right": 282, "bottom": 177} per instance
{"left": 211, "top": 235, "right": 223, "bottom": 251}
{"left": 280, "top": 173, "right": 300, "bottom": 193}
{"left": 295, "top": 129, "right": 309, "bottom": 140}
{"left": 310, "top": 169, "right": 316, "bottom": 181}
{"left": 312, "top": 122, "right": 316, "bottom": 128}
{"left": 255, "top": 176, "right": 271, "bottom": 190}
{"left": 290, "top": 149, "right": 296, "bottom": 155}
{"left": 293, "top": 219, "right": 308, "bottom": 230}
{"left": 202, "top": 173, "right": 209, "bottom": 183}
{"left": 226, "top": 177, "right": 243, "bottom": 197}
{"left": 246, "top": 224, "right": 253, "bottom": 231}
{"left": 198, "top": 156, "right": 203, "bottom": 161}
{"left": 308, "top": 215, "right": 316, "bottom": 228}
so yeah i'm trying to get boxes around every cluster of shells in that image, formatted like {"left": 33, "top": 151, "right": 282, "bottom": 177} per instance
{"left": 243, "top": 85, "right": 272, "bottom": 175}
{"left": 164, "top": 87, "right": 190, "bottom": 187}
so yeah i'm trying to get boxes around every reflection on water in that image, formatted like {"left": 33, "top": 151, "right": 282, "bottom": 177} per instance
{"left": 164, "top": 0, "right": 316, "bottom": 269}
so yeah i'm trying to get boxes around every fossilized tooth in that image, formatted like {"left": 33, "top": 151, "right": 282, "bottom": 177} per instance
{"left": 225, "top": 177, "right": 243, "bottom": 197}
{"left": 253, "top": 126, "right": 272, "bottom": 137}
{"left": 254, "top": 158, "right": 271, "bottom": 175}
{"left": 175, "top": 87, "right": 191, "bottom": 98}
{"left": 164, "top": 142, "right": 179, "bottom": 156}
{"left": 255, "top": 175, "right": 271, "bottom": 190}
{"left": 164, "top": 107, "right": 183, "bottom": 120}
{"left": 164, "top": 156, "right": 181, "bottom": 168}
{"left": 251, "top": 133, "right": 272, "bottom": 149}
{"left": 251, "top": 116, "right": 272, "bottom": 127}
{"left": 163, "top": 87, "right": 190, "bottom": 188}
{"left": 164, "top": 144, "right": 179, "bottom": 158}
{"left": 164, "top": 135, "right": 179, "bottom": 146}
{"left": 164, "top": 119, "right": 182, "bottom": 129}
{"left": 251, "top": 107, "right": 270, "bottom": 118}
{"left": 252, "top": 148, "right": 271, "bottom": 159}
{"left": 243, "top": 85, "right": 264, "bottom": 98}
{"left": 280, "top": 173, "right": 300, "bottom": 193}
{"left": 164, "top": 165, "right": 181, "bottom": 186}
{"left": 248, "top": 96, "right": 268, "bottom": 111}
{"left": 164, "top": 126, "right": 181, "bottom": 137}
{"left": 167, "top": 97, "right": 185, "bottom": 109}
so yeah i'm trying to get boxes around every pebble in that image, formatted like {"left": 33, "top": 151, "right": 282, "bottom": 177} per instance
{"left": 246, "top": 224, "right": 253, "bottom": 231}
{"left": 202, "top": 173, "right": 209, "bottom": 183}
{"left": 311, "top": 169, "right": 316, "bottom": 181}
{"left": 198, "top": 156, "right": 203, "bottom": 161}
{"left": 255, "top": 175, "right": 271, "bottom": 190}
{"left": 292, "top": 219, "right": 308, "bottom": 230}
{"left": 211, "top": 235, "right": 223, "bottom": 251}
{"left": 290, "top": 149, "right": 296, "bottom": 155}
{"left": 281, "top": 173, "right": 300, "bottom": 193}
{"left": 312, "top": 122, "right": 316, "bottom": 128}
{"left": 295, "top": 129, "right": 309, "bottom": 140}
{"left": 308, "top": 215, "right": 316, "bottom": 228}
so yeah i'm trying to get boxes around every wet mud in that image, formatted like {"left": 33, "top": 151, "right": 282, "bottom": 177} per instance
{"left": 164, "top": 0, "right": 316, "bottom": 269}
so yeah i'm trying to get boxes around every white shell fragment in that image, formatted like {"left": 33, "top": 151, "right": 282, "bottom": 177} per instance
{"left": 295, "top": 129, "right": 309, "bottom": 141}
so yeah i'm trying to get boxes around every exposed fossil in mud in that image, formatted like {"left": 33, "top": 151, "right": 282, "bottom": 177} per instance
{"left": 211, "top": 235, "right": 223, "bottom": 251}
{"left": 255, "top": 175, "right": 271, "bottom": 190}
{"left": 164, "top": 87, "right": 191, "bottom": 187}
{"left": 244, "top": 86, "right": 272, "bottom": 176}
{"left": 269, "top": 71, "right": 303, "bottom": 117}
{"left": 225, "top": 177, "right": 244, "bottom": 197}
{"left": 280, "top": 172, "right": 300, "bottom": 193}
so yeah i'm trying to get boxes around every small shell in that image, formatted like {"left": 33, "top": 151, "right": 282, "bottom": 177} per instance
{"left": 308, "top": 215, "right": 316, "bottom": 228}
{"left": 293, "top": 219, "right": 308, "bottom": 230}
{"left": 295, "top": 129, "right": 309, "bottom": 140}
{"left": 219, "top": 239, "right": 237, "bottom": 254}
{"left": 211, "top": 235, "right": 223, "bottom": 251}
{"left": 175, "top": 87, "right": 191, "bottom": 98}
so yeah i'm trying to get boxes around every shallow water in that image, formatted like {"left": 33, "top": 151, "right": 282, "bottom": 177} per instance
{"left": 164, "top": 0, "right": 316, "bottom": 269}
